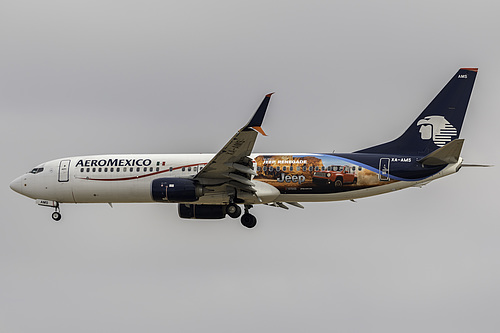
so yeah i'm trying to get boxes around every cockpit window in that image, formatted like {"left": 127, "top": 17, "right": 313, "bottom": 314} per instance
{"left": 29, "top": 167, "right": 44, "bottom": 174}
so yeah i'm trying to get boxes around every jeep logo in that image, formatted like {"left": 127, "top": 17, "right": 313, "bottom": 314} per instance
{"left": 277, "top": 173, "right": 306, "bottom": 184}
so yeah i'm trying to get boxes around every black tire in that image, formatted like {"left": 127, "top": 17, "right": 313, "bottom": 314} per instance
{"left": 226, "top": 204, "right": 241, "bottom": 218}
{"left": 334, "top": 178, "right": 343, "bottom": 187}
{"left": 241, "top": 213, "right": 257, "bottom": 228}
{"left": 52, "top": 211, "right": 61, "bottom": 221}
{"left": 353, "top": 177, "right": 357, "bottom": 185}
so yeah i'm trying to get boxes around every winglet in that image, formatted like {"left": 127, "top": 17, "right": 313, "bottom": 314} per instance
{"left": 245, "top": 93, "right": 274, "bottom": 136}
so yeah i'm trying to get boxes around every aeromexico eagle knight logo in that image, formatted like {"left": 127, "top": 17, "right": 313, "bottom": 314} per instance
{"left": 417, "top": 115, "right": 457, "bottom": 147}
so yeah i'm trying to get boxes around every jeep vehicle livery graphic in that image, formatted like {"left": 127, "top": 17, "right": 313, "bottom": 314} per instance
{"left": 254, "top": 154, "right": 397, "bottom": 194}
{"left": 312, "top": 165, "right": 357, "bottom": 187}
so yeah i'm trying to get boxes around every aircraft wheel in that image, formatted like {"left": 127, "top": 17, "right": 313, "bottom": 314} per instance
{"left": 226, "top": 204, "right": 241, "bottom": 218}
{"left": 241, "top": 213, "right": 257, "bottom": 229}
{"left": 52, "top": 211, "right": 62, "bottom": 221}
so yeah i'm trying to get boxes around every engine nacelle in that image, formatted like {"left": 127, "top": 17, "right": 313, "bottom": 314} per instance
{"left": 178, "top": 204, "right": 227, "bottom": 219}
{"left": 151, "top": 178, "right": 203, "bottom": 203}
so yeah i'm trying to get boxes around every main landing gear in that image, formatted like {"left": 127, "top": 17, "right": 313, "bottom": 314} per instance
{"left": 226, "top": 203, "right": 257, "bottom": 228}
{"left": 240, "top": 205, "right": 257, "bottom": 229}
{"left": 226, "top": 203, "right": 242, "bottom": 219}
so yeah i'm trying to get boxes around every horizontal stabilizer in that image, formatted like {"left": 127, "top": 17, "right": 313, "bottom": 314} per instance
{"left": 461, "top": 163, "right": 494, "bottom": 167}
{"left": 417, "top": 139, "right": 464, "bottom": 166}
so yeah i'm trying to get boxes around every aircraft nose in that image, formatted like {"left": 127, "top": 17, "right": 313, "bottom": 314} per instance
{"left": 9, "top": 176, "right": 25, "bottom": 195}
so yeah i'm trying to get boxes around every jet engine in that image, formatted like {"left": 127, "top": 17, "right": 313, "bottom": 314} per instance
{"left": 151, "top": 178, "right": 203, "bottom": 202}
{"left": 178, "top": 204, "right": 227, "bottom": 219}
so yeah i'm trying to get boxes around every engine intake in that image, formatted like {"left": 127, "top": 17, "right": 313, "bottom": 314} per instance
{"left": 151, "top": 178, "right": 203, "bottom": 202}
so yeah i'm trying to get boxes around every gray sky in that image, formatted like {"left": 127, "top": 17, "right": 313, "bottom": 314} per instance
{"left": 1, "top": 0, "right": 500, "bottom": 332}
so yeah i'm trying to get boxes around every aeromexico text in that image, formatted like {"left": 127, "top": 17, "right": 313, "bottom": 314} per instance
{"left": 75, "top": 159, "right": 152, "bottom": 167}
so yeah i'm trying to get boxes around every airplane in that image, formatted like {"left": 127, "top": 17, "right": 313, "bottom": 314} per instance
{"left": 10, "top": 68, "right": 483, "bottom": 228}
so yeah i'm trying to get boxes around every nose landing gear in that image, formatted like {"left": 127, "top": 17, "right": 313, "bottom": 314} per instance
{"left": 51, "top": 204, "right": 62, "bottom": 221}
{"left": 36, "top": 199, "right": 62, "bottom": 222}
{"left": 51, "top": 210, "right": 62, "bottom": 221}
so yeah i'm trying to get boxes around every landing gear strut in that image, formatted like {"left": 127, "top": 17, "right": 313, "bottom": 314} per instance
{"left": 240, "top": 205, "right": 257, "bottom": 228}
{"left": 51, "top": 205, "right": 61, "bottom": 221}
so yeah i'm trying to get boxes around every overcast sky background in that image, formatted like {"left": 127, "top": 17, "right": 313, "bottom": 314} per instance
{"left": 1, "top": 1, "right": 500, "bottom": 332}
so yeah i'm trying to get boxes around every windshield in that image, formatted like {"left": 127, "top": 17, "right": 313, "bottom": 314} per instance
{"left": 28, "top": 165, "right": 45, "bottom": 174}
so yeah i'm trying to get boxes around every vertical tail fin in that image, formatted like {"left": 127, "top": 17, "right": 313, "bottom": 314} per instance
{"left": 356, "top": 68, "right": 478, "bottom": 156}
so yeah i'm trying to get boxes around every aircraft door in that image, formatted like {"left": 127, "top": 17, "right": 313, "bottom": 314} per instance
{"left": 58, "top": 160, "right": 71, "bottom": 182}
{"left": 378, "top": 158, "right": 390, "bottom": 181}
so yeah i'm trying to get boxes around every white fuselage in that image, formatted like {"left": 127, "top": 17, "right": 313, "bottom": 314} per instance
{"left": 10, "top": 153, "right": 462, "bottom": 205}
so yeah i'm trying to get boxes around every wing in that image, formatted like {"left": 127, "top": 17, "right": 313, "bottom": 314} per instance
{"left": 194, "top": 93, "right": 273, "bottom": 194}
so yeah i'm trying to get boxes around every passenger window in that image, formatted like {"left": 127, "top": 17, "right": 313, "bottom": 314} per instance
{"left": 188, "top": 167, "right": 191, "bottom": 172}
{"left": 117, "top": 167, "right": 120, "bottom": 172}
{"left": 123, "top": 167, "right": 127, "bottom": 172}
{"left": 303, "top": 166, "right": 307, "bottom": 171}
{"left": 182, "top": 167, "right": 185, "bottom": 172}
{"left": 92, "top": 168, "right": 96, "bottom": 172}
{"left": 315, "top": 166, "right": 319, "bottom": 171}
{"left": 169, "top": 167, "right": 173, "bottom": 172}
{"left": 104, "top": 168, "right": 108, "bottom": 172}
{"left": 110, "top": 167, "right": 114, "bottom": 172}
{"left": 137, "top": 167, "right": 140, "bottom": 172}
{"left": 276, "top": 166, "right": 280, "bottom": 171}
{"left": 156, "top": 167, "right": 159, "bottom": 172}
{"left": 283, "top": 166, "right": 287, "bottom": 171}
{"left": 80, "top": 168, "right": 84, "bottom": 172}
{"left": 194, "top": 167, "right": 197, "bottom": 172}
{"left": 86, "top": 168, "right": 90, "bottom": 172}
{"left": 143, "top": 167, "right": 147, "bottom": 172}
{"left": 263, "top": 166, "right": 267, "bottom": 171}
{"left": 98, "top": 168, "right": 102, "bottom": 172}
{"left": 309, "top": 166, "right": 313, "bottom": 171}
{"left": 269, "top": 166, "right": 273, "bottom": 171}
